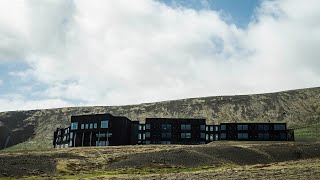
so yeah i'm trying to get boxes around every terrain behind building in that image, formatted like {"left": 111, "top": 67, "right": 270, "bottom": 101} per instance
{"left": 1, "top": 87, "right": 320, "bottom": 150}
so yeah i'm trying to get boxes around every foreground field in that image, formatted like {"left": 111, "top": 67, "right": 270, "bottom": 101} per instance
{"left": 0, "top": 141, "right": 320, "bottom": 179}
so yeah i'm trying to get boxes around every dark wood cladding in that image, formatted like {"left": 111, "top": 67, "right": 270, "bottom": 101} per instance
{"left": 69, "top": 114, "right": 132, "bottom": 147}
{"left": 144, "top": 118, "right": 206, "bottom": 145}
{"left": 53, "top": 113, "right": 294, "bottom": 148}
{"left": 219, "top": 123, "right": 295, "bottom": 141}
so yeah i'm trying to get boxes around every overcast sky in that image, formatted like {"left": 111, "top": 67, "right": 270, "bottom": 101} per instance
{"left": 0, "top": 0, "right": 319, "bottom": 112}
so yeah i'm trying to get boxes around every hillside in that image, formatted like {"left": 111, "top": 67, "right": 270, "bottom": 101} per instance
{"left": 1, "top": 87, "right": 320, "bottom": 150}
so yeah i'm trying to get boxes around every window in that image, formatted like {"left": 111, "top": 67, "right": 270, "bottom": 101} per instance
{"left": 101, "top": 120, "right": 108, "bottom": 128}
{"left": 96, "top": 133, "right": 112, "bottom": 138}
{"left": 146, "top": 140, "right": 151, "bottom": 144}
{"left": 94, "top": 123, "right": 97, "bottom": 129}
{"left": 81, "top": 124, "right": 84, "bottom": 129}
{"left": 69, "top": 141, "right": 72, "bottom": 147}
{"left": 220, "top": 133, "right": 226, "bottom": 139}
{"left": 139, "top": 125, "right": 145, "bottom": 130}
{"left": 146, "top": 124, "right": 151, "bottom": 129}
{"left": 221, "top": 125, "right": 226, "bottom": 131}
{"left": 145, "top": 132, "right": 150, "bottom": 138}
{"left": 96, "top": 133, "right": 103, "bottom": 137}
{"left": 162, "top": 124, "right": 172, "bottom": 130}
{"left": 181, "top": 132, "right": 191, "bottom": 138}
{"left": 274, "top": 124, "right": 285, "bottom": 130}
{"left": 201, "top": 133, "right": 205, "bottom": 139}
{"left": 181, "top": 133, "right": 185, "bottom": 138}
{"left": 161, "top": 141, "right": 171, "bottom": 144}
{"left": 142, "top": 133, "right": 146, "bottom": 140}
{"left": 161, "top": 133, "right": 167, "bottom": 138}
{"left": 200, "top": 125, "right": 206, "bottom": 131}
{"left": 162, "top": 132, "right": 171, "bottom": 138}
{"left": 280, "top": 133, "right": 287, "bottom": 140}
{"left": 186, "top": 132, "right": 191, "bottom": 138}
{"left": 210, "top": 134, "right": 214, "bottom": 141}
{"left": 258, "top": 125, "right": 270, "bottom": 131}
{"left": 181, "top": 124, "right": 191, "bottom": 130}
{"left": 138, "top": 133, "right": 141, "bottom": 140}
{"left": 206, "top": 126, "right": 209, "bottom": 131}
{"left": 90, "top": 123, "right": 93, "bottom": 129}
{"left": 71, "top": 122, "right": 78, "bottom": 130}
{"left": 258, "top": 133, "right": 269, "bottom": 140}
{"left": 96, "top": 141, "right": 109, "bottom": 146}
{"left": 237, "top": 133, "right": 248, "bottom": 139}
{"left": 70, "top": 132, "right": 73, "bottom": 139}
{"left": 85, "top": 124, "right": 89, "bottom": 129}
{"left": 215, "top": 126, "right": 219, "bottom": 131}
{"left": 210, "top": 126, "right": 214, "bottom": 131}
{"left": 237, "top": 125, "right": 248, "bottom": 131}
{"left": 206, "top": 134, "right": 209, "bottom": 140}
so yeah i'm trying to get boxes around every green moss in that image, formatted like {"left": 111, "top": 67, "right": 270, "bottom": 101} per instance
{"left": 2, "top": 141, "right": 50, "bottom": 152}
{"left": 294, "top": 124, "right": 320, "bottom": 141}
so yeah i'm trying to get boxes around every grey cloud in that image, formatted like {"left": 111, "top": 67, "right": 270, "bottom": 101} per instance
{"left": 0, "top": 0, "right": 319, "bottom": 111}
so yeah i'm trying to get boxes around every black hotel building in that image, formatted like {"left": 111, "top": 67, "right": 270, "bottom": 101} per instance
{"left": 53, "top": 113, "right": 294, "bottom": 148}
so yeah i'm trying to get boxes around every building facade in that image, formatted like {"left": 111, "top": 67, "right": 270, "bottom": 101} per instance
{"left": 141, "top": 118, "right": 207, "bottom": 145}
{"left": 219, "top": 123, "right": 295, "bottom": 141}
{"left": 54, "top": 114, "right": 139, "bottom": 148}
{"left": 53, "top": 113, "right": 294, "bottom": 148}
{"left": 53, "top": 127, "right": 70, "bottom": 148}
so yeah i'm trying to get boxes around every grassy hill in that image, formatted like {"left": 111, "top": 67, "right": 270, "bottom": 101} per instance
{"left": 1, "top": 87, "right": 320, "bottom": 150}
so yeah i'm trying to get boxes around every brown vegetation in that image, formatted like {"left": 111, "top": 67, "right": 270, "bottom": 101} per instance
{"left": 0, "top": 141, "right": 319, "bottom": 179}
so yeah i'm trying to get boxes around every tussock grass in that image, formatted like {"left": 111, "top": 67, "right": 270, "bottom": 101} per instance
{"left": 294, "top": 123, "right": 320, "bottom": 141}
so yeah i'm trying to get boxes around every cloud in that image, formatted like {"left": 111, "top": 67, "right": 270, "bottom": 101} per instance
{"left": 0, "top": 0, "right": 74, "bottom": 62}
{"left": 0, "top": 0, "right": 320, "bottom": 111}
{"left": 240, "top": 0, "right": 320, "bottom": 91}
{"left": 0, "top": 94, "right": 75, "bottom": 112}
